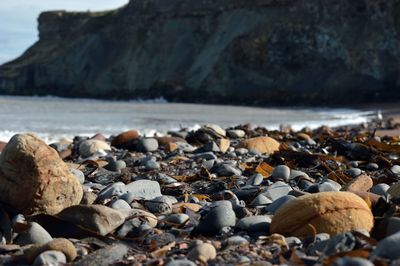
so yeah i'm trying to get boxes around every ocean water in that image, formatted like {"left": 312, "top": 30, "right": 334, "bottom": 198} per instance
{"left": 0, "top": 96, "right": 377, "bottom": 143}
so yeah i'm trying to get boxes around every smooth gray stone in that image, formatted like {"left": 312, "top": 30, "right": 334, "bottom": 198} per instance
{"left": 385, "top": 217, "right": 400, "bottom": 237}
{"left": 15, "top": 222, "right": 52, "bottom": 245}
{"left": 166, "top": 259, "right": 197, "bottom": 266}
{"left": 138, "top": 138, "right": 159, "bottom": 152}
{"left": 33, "top": 250, "right": 67, "bottom": 266}
{"left": 166, "top": 214, "right": 189, "bottom": 225}
{"left": 192, "top": 152, "right": 217, "bottom": 160}
{"left": 323, "top": 232, "right": 356, "bottom": 257}
{"left": 145, "top": 160, "right": 160, "bottom": 170}
{"left": 307, "top": 182, "right": 338, "bottom": 193}
{"left": 109, "top": 199, "right": 131, "bottom": 210}
{"left": 145, "top": 200, "right": 172, "bottom": 215}
{"left": 348, "top": 161, "right": 359, "bottom": 168}
{"left": 236, "top": 215, "right": 271, "bottom": 233}
{"left": 212, "top": 163, "right": 242, "bottom": 177}
{"left": 176, "top": 142, "right": 196, "bottom": 152}
{"left": 366, "top": 162, "right": 379, "bottom": 171}
{"left": 74, "top": 244, "right": 129, "bottom": 266}
{"left": 155, "top": 173, "right": 177, "bottom": 184}
{"left": 97, "top": 182, "right": 126, "bottom": 201}
{"left": 262, "top": 181, "right": 293, "bottom": 201}
{"left": 333, "top": 257, "right": 373, "bottom": 266}
{"left": 371, "top": 183, "right": 390, "bottom": 196}
{"left": 203, "top": 141, "right": 220, "bottom": 152}
{"left": 235, "top": 148, "right": 248, "bottom": 155}
{"left": 325, "top": 179, "right": 342, "bottom": 190}
{"left": 227, "top": 129, "right": 245, "bottom": 138}
{"left": 70, "top": 168, "right": 85, "bottom": 184}
{"left": 250, "top": 194, "right": 272, "bottom": 207}
{"left": 307, "top": 233, "right": 330, "bottom": 256}
{"left": 264, "top": 195, "right": 296, "bottom": 214}
{"left": 391, "top": 165, "right": 400, "bottom": 175}
{"left": 345, "top": 168, "right": 362, "bottom": 178}
{"left": 125, "top": 180, "right": 162, "bottom": 200}
{"left": 372, "top": 231, "right": 400, "bottom": 260}
{"left": 195, "top": 201, "right": 236, "bottom": 235}
{"left": 272, "top": 165, "right": 291, "bottom": 182}
{"left": 246, "top": 174, "right": 264, "bottom": 186}
{"left": 289, "top": 170, "right": 309, "bottom": 179}
{"left": 227, "top": 235, "right": 249, "bottom": 246}
{"left": 201, "top": 159, "right": 215, "bottom": 170}
{"left": 105, "top": 160, "right": 126, "bottom": 172}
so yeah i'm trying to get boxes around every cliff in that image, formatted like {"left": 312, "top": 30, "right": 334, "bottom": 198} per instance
{"left": 1, "top": 0, "right": 400, "bottom": 105}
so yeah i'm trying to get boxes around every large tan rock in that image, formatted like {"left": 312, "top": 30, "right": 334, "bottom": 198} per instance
{"left": 25, "top": 238, "right": 77, "bottom": 263}
{"left": 0, "top": 134, "right": 83, "bottom": 215}
{"left": 270, "top": 191, "right": 374, "bottom": 237}
{"left": 238, "top": 136, "right": 280, "bottom": 154}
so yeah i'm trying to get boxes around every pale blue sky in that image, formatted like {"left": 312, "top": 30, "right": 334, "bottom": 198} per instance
{"left": 0, "top": 0, "right": 128, "bottom": 64}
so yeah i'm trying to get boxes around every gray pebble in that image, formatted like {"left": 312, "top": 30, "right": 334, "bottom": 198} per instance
{"left": 372, "top": 231, "right": 400, "bottom": 260}
{"left": 227, "top": 236, "right": 249, "bottom": 246}
{"left": 290, "top": 170, "right": 309, "bottom": 179}
{"left": 33, "top": 250, "right": 67, "bottom": 266}
{"left": 203, "top": 141, "right": 220, "bottom": 152}
{"left": 192, "top": 152, "right": 217, "bottom": 160}
{"left": 246, "top": 174, "right": 264, "bottom": 186}
{"left": 236, "top": 215, "right": 271, "bottom": 233}
{"left": 145, "top": 160, "right": 160, "bottom": 170}
{"left": 264, "top": 195, "right": 296, "bottom": 214}
{"left": 125, "top": 180, "right": 162, "bottom": 200}
{"left": 235, "top": 148, "right": 248, "bottom": 155}
{"left": 212, "top": 163, "right": 242, "bottom": 177}
{"left": 332, "top": 257, "right": 373, "bottom": 266}
{"left": 15, "top": 222, "right": 52, "bottom": 245}
{"left": 201, "top": 159, "right": 215, "bottom": 170}
{"left": 70, "top": 168, "right": 85, "bottom": 184}
{"left": 391, "top": 165, "right": 400, "bottom": 175}
{"left": 366, "top": 163, "right": 379, "bottom": 171}
{"left": 348, "top": 161, "right": 359, "bottom": 168}
{"left": 323, "top": 232, "right": 356, "bottom": 257}
{"left": 250, "top": 194, "right": 272, "bottom": 207}
{"left": 110, "top": 199, "right": 131, "bottom": 211}
{"left": 138, "top": 138, "right": 159, "bottom": 152}
{"left": 227, "top": 130, "right": 245, "bottom": 138}
{"left": 262, "top": 181, "right": 293, "bottom": 201}
{"left": 195, "top": 201, "right": 236, "bottom": 235}
{"left": 307, "top": 182, "right": 339, "bottom": 193}
{"left": 166, "top": 214, "right": 189, "bottom": 225}
{"left": 385, "top": 217, "right": 400, "bottom": 237}
{"left": 272, "top": 165, "right": 291, "bottom": 182}
{"left": 285, "top": 237, "right": 302, "bottom": 248}
{"left": 166, "top": 259, "right": 197, "bottom": 266}
{"left": 345, "top": 168, "right": 362, "bottom": 178}
{"left": 176, "top": 142, "right": 196, "bottom": 152}
{"left": 105, "top": 160, "right": 126, "bottom": 172}
{"left": 371, "top": 183, "right": 390, "bottom": 196}
{"left": 97, "top": 182, "right": 126, "bottom": 201}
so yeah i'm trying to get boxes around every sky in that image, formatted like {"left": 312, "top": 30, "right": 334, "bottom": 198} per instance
{"left": 0, "top": 0, "right": 129, "bottom": 64}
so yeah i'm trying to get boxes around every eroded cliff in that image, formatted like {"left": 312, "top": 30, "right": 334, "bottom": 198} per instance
{"left": 1, "top": 0, "right": 399, "bottom": 105}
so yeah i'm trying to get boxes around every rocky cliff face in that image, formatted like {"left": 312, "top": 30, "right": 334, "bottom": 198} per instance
{"left": 1, "top": 0, "right": 400, "bottom": 105}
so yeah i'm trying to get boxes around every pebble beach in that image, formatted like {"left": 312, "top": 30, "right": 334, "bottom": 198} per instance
{"left": 0, "top": 110, "right": 399, "bottom": 265}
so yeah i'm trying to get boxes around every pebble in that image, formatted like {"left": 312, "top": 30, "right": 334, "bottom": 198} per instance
{"left": 111, "top": 130, "right": 140, "bottom": 149}
{"left": 289, "top": 170, "right": 309, "bottom": 179}
{"left": 372, "top": 231, "right": 400, "bottom": 260}
{"left": 166, "top": 214, "right": 189, "bottom": 225}
{"left": 73, "top": 244, "right": 129, "bottom": 266}
{"left": 332, "top": 257, "right": 374, "bottom": 266}
{"left": 345, "top": 168, "right": 362, "bottom": 178}
{"left": 285, "top": 237, "right": 302, "bottom": 248}
{"left": 370, "top": 183, "right": 390, "bottom": 196}
{"left": 125, "top": 180, "right": 162, "bottom": 200}
{"left": 33, "top": 251, "right": 67, "bottom": 266}
{"left": 384, "top": 217, "right": 400, "bottom": 237}
{"left": 322, "top": 232, "right": 356, "bottom": 256}
{"left": 212, "top": 163, "right": 242, "bottom": 176}
{"left": 236, "top": 215, "right": 271, "bottom": 233}
{"left": 15, "top": 222, "right": 53, "bottom": 245}
{"left": 195, "top": 201, "right": 236, "bottom": 235}
{"left": 57, "top": 205, "right": 125, "bottom": 236}
{"left": 366, "top": 162, "right": 379, "bottom": 171}
{"left": 226, "top": 236, "right": 249, "bottom": 246}
{"left": 105, "top": 160, "right": 126, "bottom": 172}
{"left": 97, "top": 182, "right": 126, "bottom": 201}
{"left": 246, "top": 174, "right": 264, "bottom": 186}
{"left": 262, "top": 181, "right": 293, "bottom": 201}
{"left": 79, "top": 139, "right": 111, "bottom": 157}
{"left": 138, "top": 138, "right": 159, "bottom": 152}
{"left": 187, "top": 243, "right": 216, "bottom": 263}
{"left": 166, "top": 259, "right": 197, "bottom": 266}
{"left": 70, "top": 168, "right": 85, "bottom": 184}
{"left": 109, "top": 199, "right": 131, "bottom": 210}
{"left": 250, "top": 194, "right": 272, "bottom": 207}
{"left": 203, "top": 141, "right": 220, "bottom": 152}
{"left": 307, "top": 182, "right": 339, "bottom": 193}
{"left": 227, "top": 129, "right": 246, "bottom": 138}
{"left": 25, "top": 238, "right": 77, "bottom": 263}
{"left": 391, "top": 165, "right": 400, "bottom": 175}
{"left": 235, "top": 148, "right": 248, "bottom": 155}
{"left": 264, "top": 195, "right": 296, "bottom": 214}
{"left": 145, "top": 160, "right": 160, "bottom": 170}
{"left": 342, "top": 174, "right": 373, "bottom": 192}
{"left": 272, "top": 165, "right": 291, "bottom": 182}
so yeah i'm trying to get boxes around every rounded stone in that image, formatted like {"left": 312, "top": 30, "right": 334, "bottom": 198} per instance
{"left": 345, "top": 168, "right": 362, "bottom": 178}
{"left": 270, "top": 192, "right": 374, "bottom": 237}
{"left": 272, "top": 165, "right": 291, "bottom": 182}
{"left": 79, "top": 139, "right": 111, "bottom": 158}
{"left": 166, "top": 259, "right": 197, "bottom": 266}
{"left": 138, "top": 138, "right": 159, "bottom": 152}
{"left": 372, "top": 231, "right": 400, "bottom": 260}
{"left": 166, "top": 214, "right": 190, "bottom": 225}
{"left": 264, "top": 195, "right": 296, "bottom": 214}
{"left": 0, "top": 134, "right": 83, "bottom": 215}
{"left": 365, "top": 163, "right": 379, "bottom": 171}
{"left": 187, "top": 243, "right": 216, "bottom": 263}
{"left": 227, "top": 129, "right": 246, "bottom": 138}
{"left": 33, "top": 250, "right": 67, "bottom": 266}
{"left": 111, "top": 130, "right": 140, "bottom": 148}
{"left": 25, "top": 238, "right": 77, "bottom": 263}
{"left": 227, "top": 236, "right": 249, "bottom": 246}
{"left": 332, "top": 257, "right": 373, "bottom": 266}
{"left": 236, "top": 215, "right": 271, "bottom": 233}
{"left": 109, "top": 199, "right": 132, "bottom": 211}
{"left": 238, "top": 136, "right": 280, "bottom": 154}
{"left": 195, "top": 201, "right": 236, "bottom": 236}
{"left": 15, "top": 222, "right": 53, "bottom": 245}
{"left": 105, "top": 160, "right": 126, "bottom": 172}
{"left": 145, "top": 160, "right": 160, "bottom": 170}
{"left": 70, "top": 168, "right": 85, "bottom": 184}
{"left": 391, "top": 165, "right": 400, "bottom": 175}
{"left": 250, "top": 194, "right": 272, "bottom": 207}
{"left": 370, "top": 183, "right": 390, "bottom": 196}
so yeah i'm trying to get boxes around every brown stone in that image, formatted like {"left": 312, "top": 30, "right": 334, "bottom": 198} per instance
{"left": 25, "top": 238, "right": 77, "bottom": 263}
{"left": 297, "top": 133, "right": 311, "bottom": 140}
{"left": 238, "top": 136, "right": 280, "bottom": 154}
{"left": 155, "top": 136, "right": 186, "bottom": 146}
{"left": 165, "top": 142, "right": 178, "bottom": 153}
{"left": 217, "top": 138, "right": 230, "bottom": 153}
{"left": 0, "top": 134, "right": 83, "bottom": 215}
{"left": 111, "top": 130, "right": 140, "bottom": 148}
{"left": 90, "top": 133, "right": 107, "bottom": 141}
{"left": 342, "top": 174, "right": 373, "bottom": 192}
{"left": 270, "top": 192, "right": 374, "bottom": 237}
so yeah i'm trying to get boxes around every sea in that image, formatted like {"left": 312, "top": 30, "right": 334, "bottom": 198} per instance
{"left": 0, "top": 96, "right": 379, "bottom": 143}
